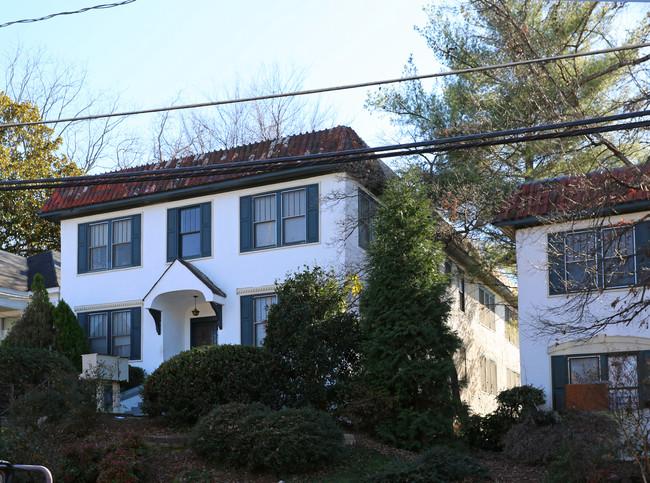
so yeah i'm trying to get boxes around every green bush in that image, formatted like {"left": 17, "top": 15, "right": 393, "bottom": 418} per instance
{"left": 192, "top": 404, "right": 344, "bottom": 475}
{"left": 96, "top": 433, "right": 148, "bottom": 483}
{"left": 53, "top": 299, "right": 90, "bottom": 371}
{"left": 333, "top": 384, "right": 397, "bottom": 432}
{"left": 263, "top": 266, "right": 362, "bottom": 410}
{"left": 141, "top": 344, "right": 288, "bottom": 423}
{"left": 0, "top": 346, "right": 77, "bottom": 393}
{"left": 363, "top": 445, "right": 489, "bottom": 482}
{"left": 192, "top": 402, "right": 269, "bottom": 463}
{"left": 120, "top": 365, "right": 147, "bottom": 392}
{"left": 462, "top": 385, "right": 546, "bottom": 450}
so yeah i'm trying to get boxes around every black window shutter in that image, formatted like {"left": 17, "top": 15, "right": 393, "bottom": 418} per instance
{"left": 240, "top": 295, "right": 254, "bottom": 345}
{"left": 548, "top": 232, "right": 566, "bottom": 295}
{"left": 130, "top": 307, "right": 141, "bottom": 360}
{"left": 358, "top": 190, "right": 369, "bottom": 249}
{"left": 167, "top": 208, "right": 179, "bottom": 262}
{"left": 78, "top": 223, "right": 89, "bottom": 273}
{"left": 240, "top": 196, "right": 253, "bottom": 252}
{"left": 200, "top": 202, "right": 211, "bottom": 258}
{"left": 78, "top": 312, "right": 89, "bottom": 336}
{"left": 131, "top": 214, "right": 142, "bottom": 267}
{"left": 551, "top": 355, "right": 568, "bottom": 411}
{"left": 639, "top": 350, "right": 650, "bottom": 408}
{"left": 306, "top": 184, "right": 319, "bottom": 244}
{"left": 635, "top": 221, "right": 650, "bottom": 285}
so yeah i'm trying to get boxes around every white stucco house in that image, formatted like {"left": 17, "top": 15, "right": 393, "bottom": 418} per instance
{"left": 0, "top": 250, "right": 61, "bottom": 340}
{"left": 39, "top": 126, "right": 518, "bottom": 414}
{"left": 493, "top": 166, "right": 650, "bottom": 411}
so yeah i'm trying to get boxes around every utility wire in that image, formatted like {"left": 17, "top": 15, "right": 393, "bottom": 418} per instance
{"left": 0, "top": 1, "right": 137, "bottom": 29}
{"left": 3, "top": 110, "right": 650, "bottom": 191}
{"left": 0, "top": 41, "right": 649, "bottom": 130}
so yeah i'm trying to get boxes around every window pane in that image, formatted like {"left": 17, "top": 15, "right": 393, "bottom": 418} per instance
{"left": 89, "top": 223, "right": 108, "bottom": 248}
{"left": 112, "top": 311, "right": 131, "bottom": 358}
{"left": 90, "top": 247, "right": 107, "bottom": 270}
{"left": 255, "top": 221, "right": 276, "bottom": 247}
{"left": 254, "top": 195, "right": 276, "bottom": 222}
{"left": 113, "top": 243, "right": 132, "bottom": 267}
{"left": 181, "top": 233, "right": 201, "bottom": 258}
{"left": 602, "top": 228, "right": 635, "bottom": 287}
{"left": 283, "top": 216, "right": 306, "bottom": 244}
{"left": 89, "top": 313, "right": 107, "bottom": 354}
{"left": 608, "top": 354, "right": 638, "bottom": 409}
{"left": 569, "top": 357, "right": 600, "bottom": 384}
{"left": 180, "top": 207, "right": 200, "bottom": 233}
{"left": 112, "top": 219, "right": 131, "bottom": 244}
{"left": 254, "top": 295, "right": 276, "bottom": 347}
{"left": 255, "top": 323, "right": 266, "bottom": 347}
{"left": 282, "top": 190, "right": 305, "bottom": 218}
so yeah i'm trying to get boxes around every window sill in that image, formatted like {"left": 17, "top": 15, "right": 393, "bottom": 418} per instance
{"left": 239, "top": 241, "right": 320, "bottom": 255}
{"left": 78, "top": 264, "right": 142, "bottom": 276}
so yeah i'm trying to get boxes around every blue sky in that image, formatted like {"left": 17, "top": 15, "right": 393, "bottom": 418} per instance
{"left": 0, "top": 1, "right": 436, "bottom": 147}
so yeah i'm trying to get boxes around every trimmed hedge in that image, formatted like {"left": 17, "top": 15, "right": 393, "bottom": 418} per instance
{"left": 192, "top": 403, "right": 344, "bottom": 475}
{"left": 0, "top": 346, "right": 77, "bottom": 393}
{"left": 141, "top": 345, "right": 288, "bottom": 423}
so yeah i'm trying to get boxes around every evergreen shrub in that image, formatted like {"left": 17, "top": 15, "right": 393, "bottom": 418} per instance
{"left": 53, "top": 299, "right": 90, "bottom": 371}
{"left": 141, "top": 344, "right": 288, "bottom": 423}
{"left": 0, "top": 346, "right": 77, "bottom": 393}
{"left": 363, "top": 445, "right": 489, "bottom": 482}
{"left": 192, "top": 404, "right": 344, "bottom": 475}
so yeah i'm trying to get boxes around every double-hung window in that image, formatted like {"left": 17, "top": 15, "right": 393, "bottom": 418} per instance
{"left": 167, "top": 202, "right": 211, "bottom": 261}
{"left": 78, "top": 307, "right": 141, "bottom": 360}
{"left": 240, "top": 184, "right": 319, "bottom": 252}
{"left": 240, "top": 293, "right": 277, "bottom": 346}
{"left": 78, "top": 215, "right": 141, "bottom": 273}
{"left": 358, "top": 189, "right": 378, "bottom": 249}
{"left": 548, "top": 222, "right": 650, "bottom": 294}
{"left": 480, "top": 356, "right": 497, "bottom": 394}
{"left": 478, "top": 285, "right": 496, "bottom": 330}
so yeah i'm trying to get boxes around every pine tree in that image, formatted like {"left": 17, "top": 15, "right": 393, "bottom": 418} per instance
{"left": 2, "top": 273, "right": 54, "bottom": 349}
{"left": 360, "top": 172, "right": 463, "bottom": 450}
{"left": 53, "top": 299, "right": 90, "bottom": 371}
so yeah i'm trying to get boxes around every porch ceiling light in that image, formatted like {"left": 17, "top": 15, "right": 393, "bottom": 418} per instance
{"left": 192, "top": 296, "right": 200, "bottom": 317}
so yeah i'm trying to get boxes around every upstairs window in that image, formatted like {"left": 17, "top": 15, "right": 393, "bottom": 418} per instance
{"left": 240, "top": 185, "right": 319, "bottom": 252}
{"left": 78, "top": 215, "right": 141, "bottom": 273}
{"left": 548, "top": 222, "right": 650, "bottom": 295}
{"left": 358, "top": 190, "right": 378, "bottom": 249}
{"left": 478, "top": 285, "right": 496, "bottom": 330}
{"left": 167, "top": 202, "right": 211, "bottom": 261}
{"left": 505, "top": 306, "right": 519, "bottom": 346}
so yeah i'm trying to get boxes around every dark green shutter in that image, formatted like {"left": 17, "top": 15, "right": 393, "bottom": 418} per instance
{"left": 78, "top": 223, "right": 89, "bottom": 273}
{"left": 639, "top": 350, "right": 650, "bottom": 408}
{"left": 358, "top": 190, "right": 369, "bottom": 249}
{"left": 167, "top": 208, "right": 179, "bottom": 262}
{"left": 636, "top": 221, "right": 650, "bottom": 284}
{"left": 548, "top": 232, "right": 566, "bottom": 295}
{"left": 306, "top": 184, "right": 319, "bottom": 244}
{"left": 200, "top": 202, "right": 211, "bottom": 258}
{"left": 240, "top": 196, "right": 253, "bottom": 252}
{"left": 551, "top": 355, "right": 568, "bottom": 411}
{"left": 240, "top": 295, "right": 254, "bottom": 345}
{"left": 78, "top": 312, "right": 89, "bottom": 336}
{"left": 130, "top": 308, "right": 141, "bottom": 360}
{"left": 131, "top": 214, "right": 141, "bottom": 267}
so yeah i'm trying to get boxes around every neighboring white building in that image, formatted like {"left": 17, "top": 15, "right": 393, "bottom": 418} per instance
{"left": 40, "top": 126, "right": 518, "bottom": 414}
{"left": 494, "top": 167, "right": 650, "bottom": 411}
{"left": 0, "top": 250, "right": 61, "bottom": 340}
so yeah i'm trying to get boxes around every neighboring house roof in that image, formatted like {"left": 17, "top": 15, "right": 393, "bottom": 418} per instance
{"left": 40, "top": 126, "right": 387, "bottom": 221}
{"left": 493, "top": 164, "right": 650, "bottom": 237}
{"left": 0, "top": 249, "right": 60, "bottom": 292}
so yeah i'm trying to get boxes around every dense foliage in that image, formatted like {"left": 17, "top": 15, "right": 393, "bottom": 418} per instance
{"left": 0, "top": 345, "right": 77, "bottom": 392}
{"left": 463, "top": 385, "right": 546, "bottom": 450}
{"left": 368, "top": 0, "right": 650, "bottom": 267}
{"left": 53, "top": 299, "right": 90, "bottom": 371}
{"left": 359, "top": 173, "right": 463, "bottom": 450}
{"left": 363, "top": 445, "right": 489, "bottom": 482}
{"left": 192, "top": 403, "right": 344, "bottom": 475}
{"left": 263, "top": 266, "right": 362, "bottom": 410}
{"left": 0, "top": 93, "right": 81, "bottom": 255}
{"left": 141, "top": 344, "right": 288, "bottom": 423}
{"left": 2, "top": 274, "right": 54, "bottom": 349}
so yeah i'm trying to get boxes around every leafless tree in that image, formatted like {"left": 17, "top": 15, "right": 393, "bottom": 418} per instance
{"left": 2, "top": 44, "right": 128, "bottom": 173}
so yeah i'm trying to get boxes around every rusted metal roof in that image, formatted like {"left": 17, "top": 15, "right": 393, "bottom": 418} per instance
{"left": 40, "top": 126, "right": 369, "bottom": 215}
{"left": 493, "top": 164, "right": 650, "bottom": 228}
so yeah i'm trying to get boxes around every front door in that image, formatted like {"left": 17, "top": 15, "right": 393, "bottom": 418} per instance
{"left": 190, "top": 316, "right": 219, "bottom": 348}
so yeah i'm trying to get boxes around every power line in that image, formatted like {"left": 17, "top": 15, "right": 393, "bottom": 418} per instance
{"left": 0, "top": 1, "right": 137, "bottom": 29}
{"left": 0, "top": 41, "right": 649, "bottom": 130}
{"left": 4, "top": 110, "right": 650, "bottom": 191}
